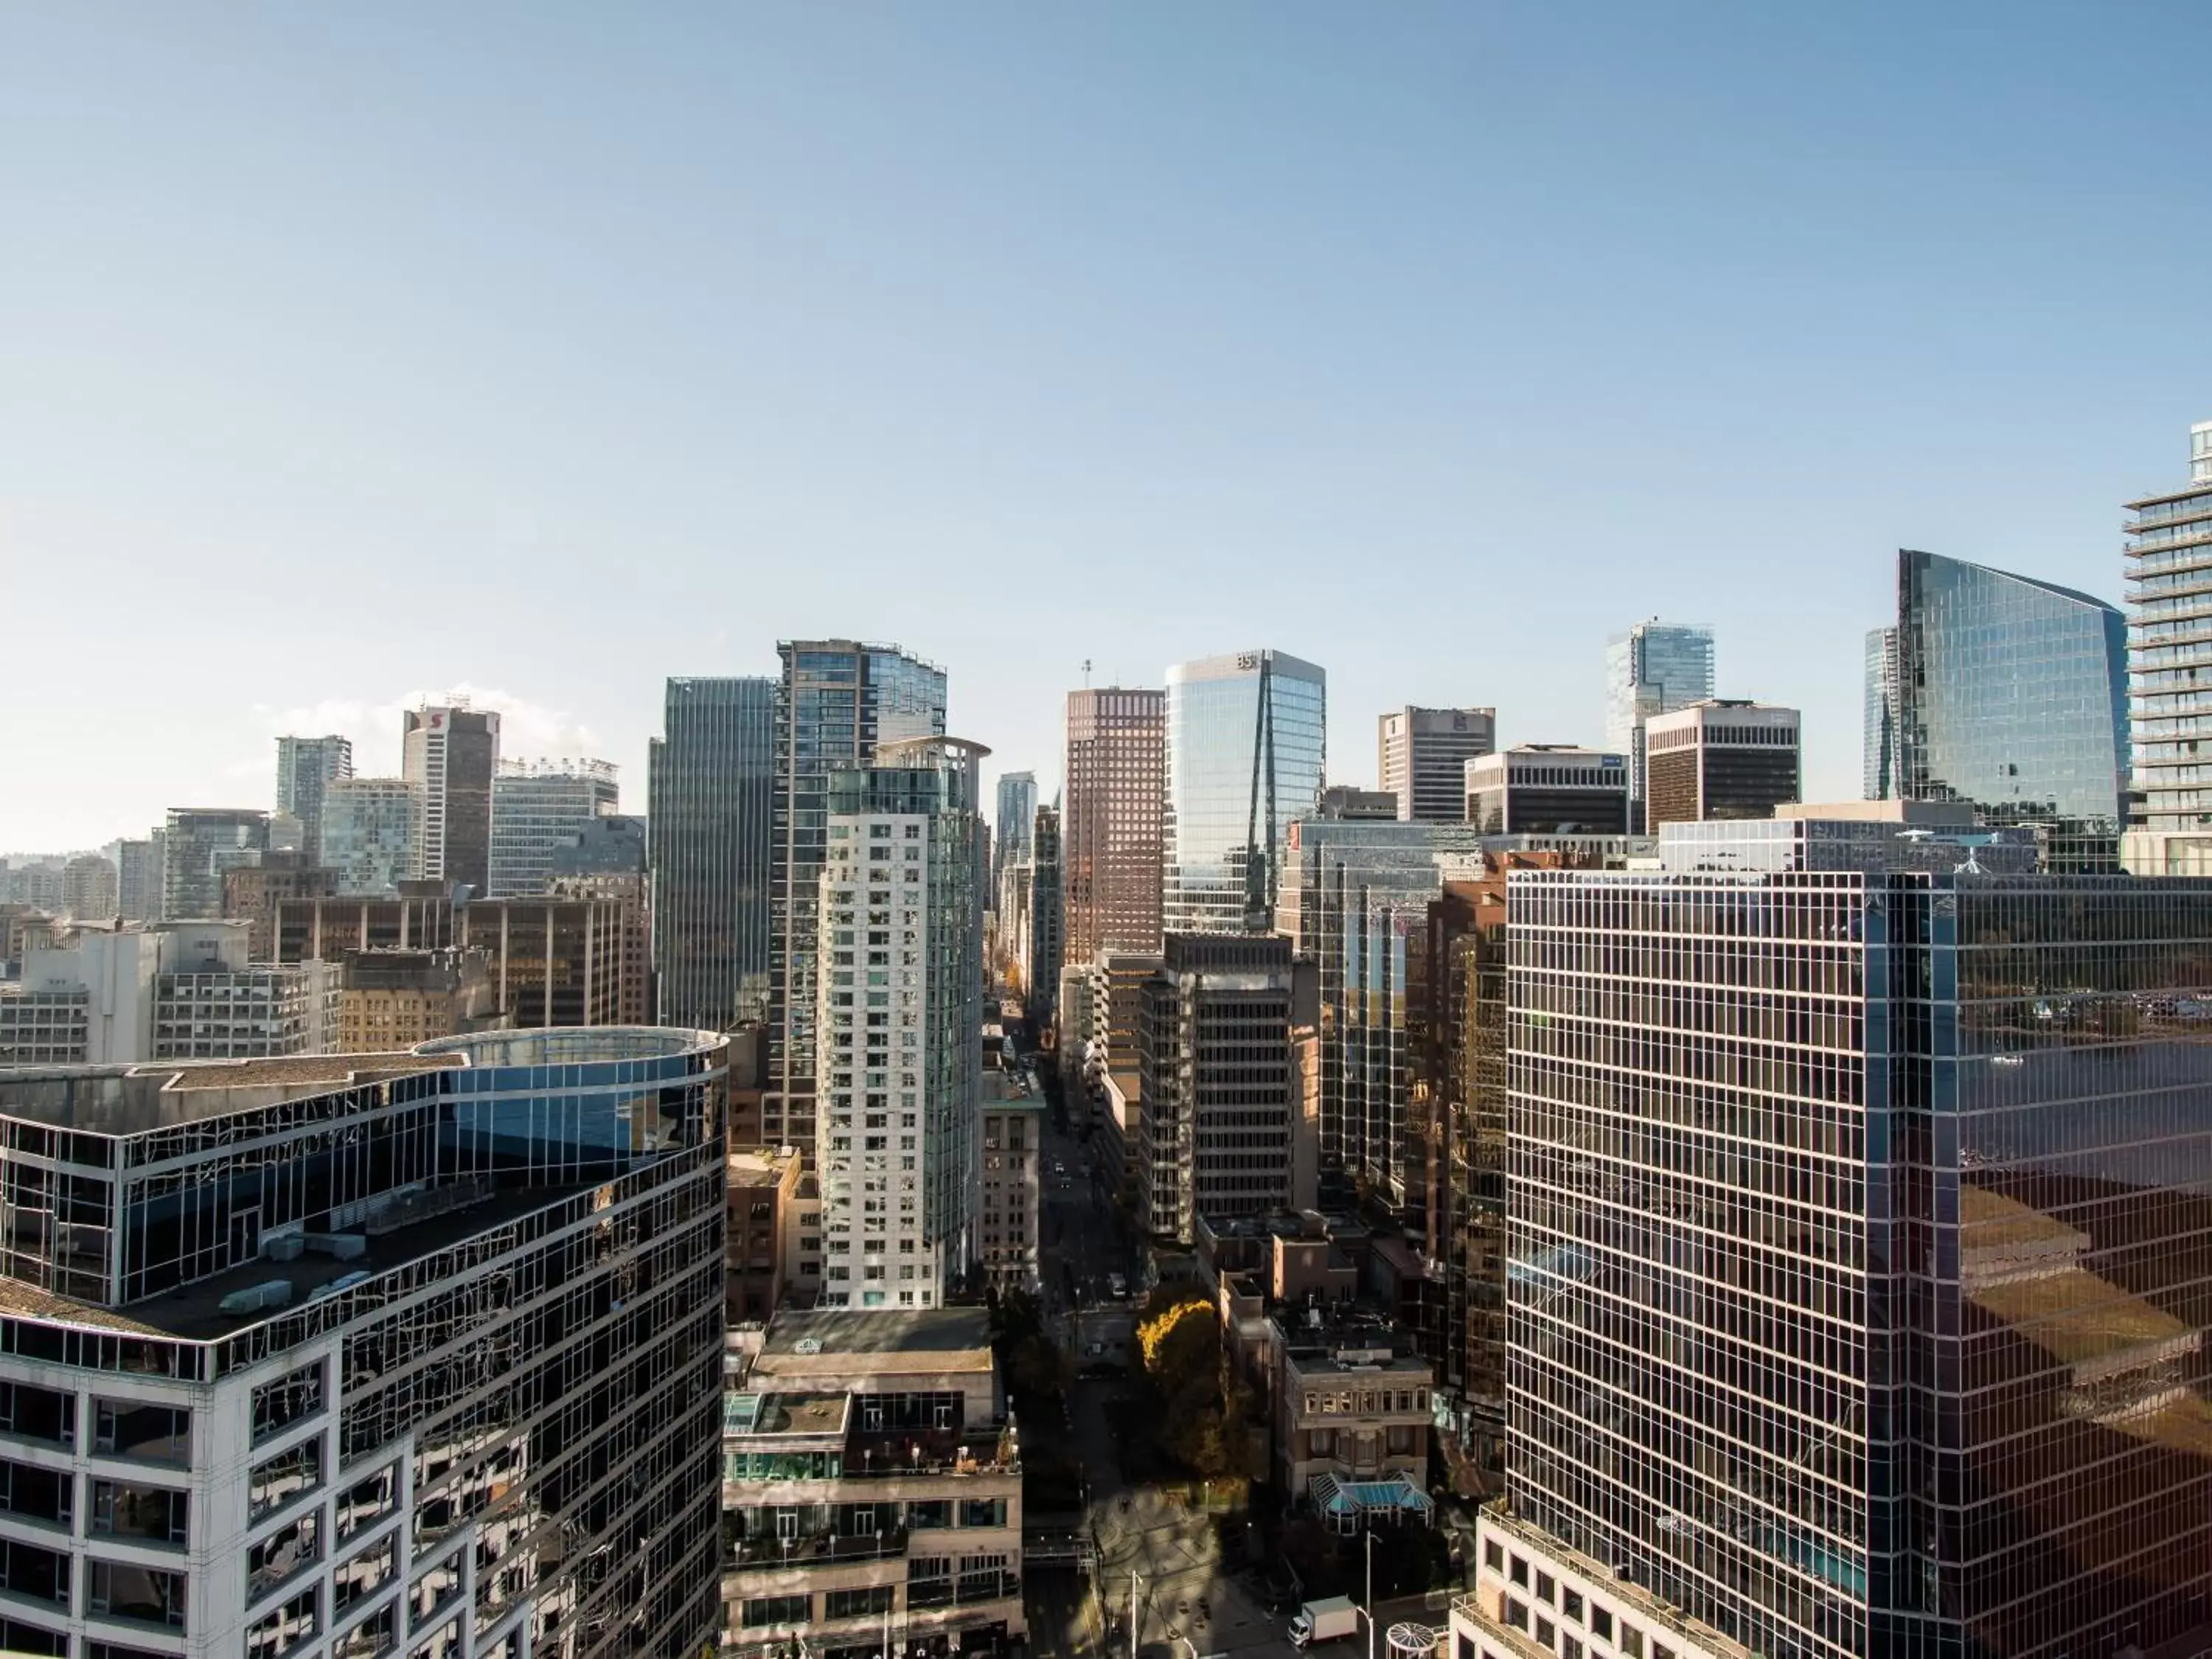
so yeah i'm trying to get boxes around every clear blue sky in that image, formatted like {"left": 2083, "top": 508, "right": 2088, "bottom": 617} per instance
{"left": 5, "top": 2, "right": 2208, "bottom": 851}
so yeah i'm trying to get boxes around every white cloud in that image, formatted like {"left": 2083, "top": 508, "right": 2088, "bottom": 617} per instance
{"left": 250, "top": 685, "right": 610, "bottom": 779}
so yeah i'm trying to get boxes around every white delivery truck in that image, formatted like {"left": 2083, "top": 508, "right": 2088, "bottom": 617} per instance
{"left": 1289, "top": 1596, "right": 1362, "bottom": 1649}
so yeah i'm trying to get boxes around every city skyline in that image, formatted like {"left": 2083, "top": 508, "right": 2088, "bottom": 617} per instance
{"left": 10, "top": 5, "right": 2212, "bottom": 849}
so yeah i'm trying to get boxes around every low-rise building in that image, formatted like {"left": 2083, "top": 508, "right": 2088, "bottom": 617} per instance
{"left": 222, "top": 852, "right": 340, "bottom": 960}
{"left": 720, "top": 1310, "right": 1026, "bottom": 1659}
{"left": 1, "top": 922, "right": 340, "bottom": 1065}
{"left": 978, "top": 1077, "right": 1043, "bottom": 1296}
{"left": 1451, "top": 1506, "right": 1749, "bottom": 1659}
{"left": 727, "top": 1146, "right": 804, "bottom": 1322}
{"left": 335, "top": 947, "right": 504, "bottom": 1051}
{"left": 1275, "top": 1304, "right": 1434, "bottom": 1531}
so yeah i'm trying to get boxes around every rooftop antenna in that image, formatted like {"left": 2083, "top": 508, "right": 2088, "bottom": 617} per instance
{"left": 1082, "top": 658, "right": 1093, "bottom": 688}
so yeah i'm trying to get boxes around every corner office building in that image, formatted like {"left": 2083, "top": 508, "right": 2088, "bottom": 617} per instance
{"left": 1488, "top": 815, "right": 2212, "bottom": 1659}
{"left": 1642, "top": 699, "right": 1801, "bottom": 831}
{"left": 0, "top": 1026, "right": 728, "bottom": 1658}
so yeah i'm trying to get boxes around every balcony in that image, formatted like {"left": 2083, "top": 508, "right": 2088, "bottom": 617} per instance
{"left": 842, "top": 1425, "right": 1018, "bottom": 1479}
{"left": 728, "top": 1524, "right": 911, "bottom": 1570}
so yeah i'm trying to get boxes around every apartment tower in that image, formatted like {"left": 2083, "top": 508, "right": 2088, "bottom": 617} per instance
{"left": 2124, "top": 420, "right": 2212, "bottom": 873}
{"left": 768, "top": 641, "right": 946, "bottom": 1152}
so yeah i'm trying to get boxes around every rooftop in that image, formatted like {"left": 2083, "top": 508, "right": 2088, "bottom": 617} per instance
{"left": 0, "top": 1053, "right": 456, "bottom": 1133}
{"left": 756, "top": 1308, "right": 995, "bottom": 1376}
{"left": 726, "top": 1390, "right": 854, "bottom": 1441}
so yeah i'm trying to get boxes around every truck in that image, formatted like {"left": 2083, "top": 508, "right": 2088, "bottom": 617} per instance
{"left": 1288, "top": 1596, "right": 1362, "bottom": 1649}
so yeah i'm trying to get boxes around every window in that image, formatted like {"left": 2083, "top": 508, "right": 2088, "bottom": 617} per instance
{"left": 336, "top": 1465, "right": 397, "bottom": 1538}
{"left": 0, "top": 1384, "right": 72, "bottom": 1448}
{"left": 246, "top": 1587, "right": 319, "bottom": 1658}
{"left": 0, "top": 1620, "right": 65, "bottom": 1657}
{"left": 247, "top": 1513, "right": 321, "bottom": 1601}
{"left": 0, "top": 1458, "right": 71, "bottom": 1527}
{"left": 408, "top": 1615, "right": 462, "bottom": 1659}
{"left": 1510, "top": 1554, "right": 1528, "bottom": 1587}
{"left": 1484, "top": 1539, "right": 1503, "bottom": 1573}
{"left": 1535, "top": 1573, "right": 1555, "bottom": 1605}
{"left": 94, "top": 1400, "right": 190, "bottom": 1467}
{"left": 1564, "top": 1590, "right": 1583, "bottom": 1623}
{"left": 1653, "top": 1646, "right": 1674, "bottom": 1659}
{"left": 335, "top": 1534, "right": 395, "bottom": 1610}
{"left": 0, "top": 1538, "right": 68, "bottom": 1607}
{"left": 251, "top": 1366, "right": 324, "bottom": 1442}
{"left": 1504, "top": 1599, "right": 1528, "bottom": 1633}
{"left": 411, "top": 1555, "right": 461, "bottom": 1622}
{"left": 825, "top": 1585, "right": 895, "bottom": 1619}
{"left": 1562, "top": 1641, "right": 1582, "bottom": 1659}
{"left": 333, "top": 1605, "right": 396, "bottom": 1658}
{"left": 91, "top": 1480, "right": 187, "bottom": 1546}
{"left": 1591, "top": 1610, "right": 1613, "bottom": 1642}
{"left": 741, "top": 1595, "right": 810, "bottom": 1628}
{"left": 961, "top": 1497, "right": 1006, "bottom": 1527}
{"left": 251, "top": 1441, "right": 321, "bottom": 1519}
{"left": 89, "top": 1559, "right": 185, "bottom": 1628}
{"left": 1618, "top": 1628, "right": 1641, "bottom": 1659}
{"left": 1536, "top": 1619, "right": 1555, "bottom": 1649}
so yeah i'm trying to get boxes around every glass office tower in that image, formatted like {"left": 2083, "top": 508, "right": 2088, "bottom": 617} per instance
{"left": 1604, "top": 621, "right": 1716, "bottom": 827}
{"left": 768, "top": 642, "right": 946, "bottom": 1150}
{"left": 1890, "top": 549, "right": 2129, "bottom": 867}
{"left": 2124, "top": 420, "right": 2212, "bottom": 873}
{"left": 0, "top": 1026, "right": 728, "bottom": 1659}
{"left": 649, "top": 677, "right": 776, "bottom": 1032}
{"left": 993, "top": 771, "right": 1037, "bottom": 893}
{"left": 1863, "top": 625, "right": 1899, "bottom": 799}
{"left": 1498, "top": 818, "right": 2212, "bottom": 1659}
{"left": 1162, "top": 650, "right": 1326, "bottom": 935}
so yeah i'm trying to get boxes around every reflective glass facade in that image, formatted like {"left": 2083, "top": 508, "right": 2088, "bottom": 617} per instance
{"left": 1507, "top": 829, "right": 2212, "bottom": 1659}
{"left": 649, "top": 677, "right": 776, "bottom": 1032}
{"left": 769, "top": 643, "right": 946, "bottom": 1150}
{"left": 1162, "top": 650, "right": 1325, "bottom": 936}
{"left": 1893, "top": 549, "right": 2129, "bottom": 849}
{"left": 1604, "top": 622, "right": 1715, "bottom": 821}
{"left": 487, "top": 765, "right": 619, "bottom": 899}
{"left": 1863, "top": 627, "right": 1899, "bottom": 800}
{"left": 0, "top": 1026, "right": 728, "bottom": 1658}
{"left": 1281, "top": 818, "right": 1487, "bottom": 1206}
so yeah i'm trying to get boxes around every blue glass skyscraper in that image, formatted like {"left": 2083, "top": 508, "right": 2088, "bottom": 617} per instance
{"left": 1880, "top": 549, "right": 2129, "bottom": 862}
{"left": 1161, "top": 650, "right": 1326, "bottom": 935}
{"left": 1604, "top": 620, "right": 1716, "bottom": 827}
{"left": 648, "top": 677, "right": 776, "bottom": 1032}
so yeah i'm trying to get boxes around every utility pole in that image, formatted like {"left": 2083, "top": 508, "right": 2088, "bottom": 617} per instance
{"left": 1130, "top": 1570, "right": 1142, "bottom": 1659}
{"left": 1366, "top": 1530, "right": 1378, "bottom": 1659}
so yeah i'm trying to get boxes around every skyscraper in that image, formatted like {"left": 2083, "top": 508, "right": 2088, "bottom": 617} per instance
{"left": 2124, "top": 419, "right": 2212, "bottom": 874}
{"left": 274, "top": 734, "right": 354, "bottom": 863}
{"left": 1469, "top": 813, "right": 2212, "bottom": 1659}
{"left": 1604, "top": 619, "right": 1716, "bottom": 827}
{"left": 1641, "top": 698, "right": 1801, "bottom": 830}
{"left": 401, "top": 702, "right": 501, "bottom": 894}
{"left": 1135, "top": 933, "right": 1298, "bottom": 1243}
{"left": 1161, "top": 650, "right": 1326, "bottom": 936}
{"left": 1025, "top": 804, "right": 1062, "bottom": 1022}
{"left": 1863, "top": 625, "right": 1899, "bottom": 799}
{"left": 116, "top": 836, "right": 160, "bottom": 922}
{"left": 768, "top": 641, "right": 946, "bottom": 1151}
{"left": 321, "top": 778, "right": 421, "bottom": 896}
{"left": 812, "top": 736, "right": 987, "bottom": 1309}
{"left": 648, "top": 676, "right": 776, "bottom": 1033}
{"left": 1379, "top": 706, "right": 1495, "bottom": 821}
{"left": 1883, "top": 548, "right": 2129, "bottom": 865}
{"left": 161, "top": 807, "right": 271, "bottom": 919}
{"left": 994, "top": 770, "right": 1037, "bottom": 888}
{"left": 487, "top": 759, "right": 619, "bottom": 898}
{"left": 1062, "top": 686, "right": 1166, "bottom": 968}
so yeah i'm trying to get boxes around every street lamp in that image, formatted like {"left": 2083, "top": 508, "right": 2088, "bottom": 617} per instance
{"left": 1363, "top": 1531, "right": 1378, "bottom": 1659}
